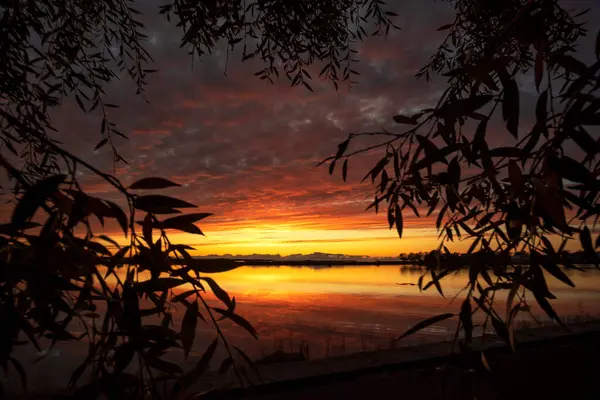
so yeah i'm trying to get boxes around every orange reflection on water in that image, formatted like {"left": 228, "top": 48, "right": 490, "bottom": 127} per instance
{"left": 20, "top": 264, "right": 600, "bottom": 389}
{"left": 202, "top": 264, "right": 600, "bottom": 298}
{"left": 169, "top": 265, "right": 600, "bottom": 359}
{"left": 209, "top": 265, "right": 431, "bottom": 297}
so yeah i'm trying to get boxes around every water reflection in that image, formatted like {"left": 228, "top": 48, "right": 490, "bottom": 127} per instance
{"left": 13, "top": 264, "right": 600, "bottom": 392}
{"left": 182, "top": 264, "right": 600, "bottom": 360}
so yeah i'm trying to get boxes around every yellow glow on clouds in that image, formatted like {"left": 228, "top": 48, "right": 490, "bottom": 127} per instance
{"left": 154, "top": 225, "right": 448, "bottom": 256}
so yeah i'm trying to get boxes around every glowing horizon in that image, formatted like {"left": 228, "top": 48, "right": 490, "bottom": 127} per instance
{"left": 104, "top": 218, "right": 448, "bottom": 257}
{"left": 101, "top": 216, "right": 587, "bottom": 257}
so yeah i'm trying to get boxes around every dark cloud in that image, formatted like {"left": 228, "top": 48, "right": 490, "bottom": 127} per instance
{"left": 39, "top": 0, "right": 599, "bottom": 254}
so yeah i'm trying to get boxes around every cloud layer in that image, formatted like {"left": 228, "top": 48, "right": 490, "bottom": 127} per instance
{"left": 41, "top": 0, "right": 599, "bottom": 256}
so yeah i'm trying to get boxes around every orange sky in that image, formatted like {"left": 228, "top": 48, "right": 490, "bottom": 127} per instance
{"left": 95, "top": 209, "right": 447, "bottom": 257}
{"left": 2, "top": 0, "right": 595, "bottom": 258}
{"left": 135, "top": 224, "right": 445, "bottom": 257}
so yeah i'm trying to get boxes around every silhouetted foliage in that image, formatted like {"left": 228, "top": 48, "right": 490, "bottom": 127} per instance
{"left": 325, "top": 0, "right": 600, "bottom": 354}
{"left": 0, "top": 0, "right": 399, "bottom": 398}
{"left": 0, "top": 173, "right": 260, "bottom": 399}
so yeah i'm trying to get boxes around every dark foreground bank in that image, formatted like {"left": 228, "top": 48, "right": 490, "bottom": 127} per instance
{"left": 196, "top": 321, "right": 600, "bottom": 400}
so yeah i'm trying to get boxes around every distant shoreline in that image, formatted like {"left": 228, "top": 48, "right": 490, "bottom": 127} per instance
{"left": 185, "top": 250, "right": 600, "bottom": 268}
{"left": 181, "top": 258, "right": 599, "bottom": 269}
{"left": 220, "top": 259, "right": 421, "bottom": 267}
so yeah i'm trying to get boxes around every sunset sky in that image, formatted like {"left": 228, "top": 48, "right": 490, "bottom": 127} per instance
{"left": 43, "top": 0, "right": 597, "bottom": 257}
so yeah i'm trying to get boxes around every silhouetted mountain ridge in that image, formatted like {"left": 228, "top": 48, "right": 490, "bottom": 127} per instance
{"left": 194, "top": 252, "right": 402, "bottom": 262}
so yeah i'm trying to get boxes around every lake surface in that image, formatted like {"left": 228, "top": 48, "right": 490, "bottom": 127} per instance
{"left": 184, "top": 264, "right": 600, "bottom": 360}
{"left": 9, "top": 264, "right": 600, "bottom": 392}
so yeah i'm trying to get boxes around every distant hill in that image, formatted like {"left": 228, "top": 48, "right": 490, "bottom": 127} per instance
{"left": 194, "top": 252, "right": 402, "bottom": 263}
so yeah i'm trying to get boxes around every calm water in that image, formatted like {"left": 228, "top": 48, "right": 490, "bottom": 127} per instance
{"left": 184, "top": 264, "right": 600, "bottom": 360}
{"left": 10, "top": 264, "right": 600, "bottom": 391}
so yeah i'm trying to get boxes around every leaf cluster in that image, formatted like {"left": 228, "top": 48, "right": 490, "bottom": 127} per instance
{"left": 0, "top": 173, "right": 257, "bottom": 399}
{"left": 160, "top": 0, "right": 399, "bottom": 91}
